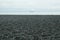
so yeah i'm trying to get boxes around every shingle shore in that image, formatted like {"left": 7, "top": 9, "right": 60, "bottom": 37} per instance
{"left": 0, "top": 15, "right": 60, "bottom": 40}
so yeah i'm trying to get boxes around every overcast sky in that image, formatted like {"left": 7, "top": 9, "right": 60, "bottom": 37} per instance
{"left": 0, "top": 0, "right": 60, "bottom": 15}
{"left": 0, "top": 0, "right": 60, "bottom": 12}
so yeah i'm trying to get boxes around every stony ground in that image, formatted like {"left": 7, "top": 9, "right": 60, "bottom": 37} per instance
{"left": 0, "top": 15, "right": 60, "bottom": 40}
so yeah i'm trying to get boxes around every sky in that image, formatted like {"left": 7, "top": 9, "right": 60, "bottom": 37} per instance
{"left": 0, "top": 0, "right": 60, "bottom": 13}
{"left": 0, "top": 0, "right": 60, "bottom": 9}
